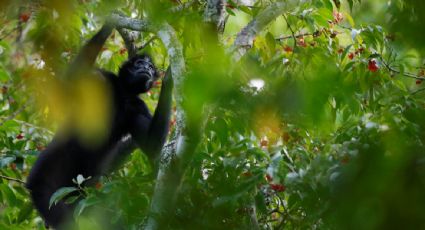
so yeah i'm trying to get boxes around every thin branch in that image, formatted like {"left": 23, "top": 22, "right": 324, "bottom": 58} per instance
{"left": 276, "top": 32, "right": 312, "bottom": 41}
{"left": 230, "top": 1, "right": 297, "bottom": 61}
{"left": 0, "top": 101, "right": 30, "bottom": 127}
{"left": 380, "top": 58, "right": 425, "bottom": 80}
{"left": 0, "top": 175, "right": 25, "bottom": 184}
{"left": 139, "top": 36, "right": 158, "bottom": 50}
{"left": 282, "top": 13, "right": 297, "bottom": 49}
{"left": 411, "top": 87, "right": 425, "bottom": 95}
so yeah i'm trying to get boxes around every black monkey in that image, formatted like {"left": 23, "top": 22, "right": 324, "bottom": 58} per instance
{"left": 26, "top": 23, "right": 173, "bottom": 228}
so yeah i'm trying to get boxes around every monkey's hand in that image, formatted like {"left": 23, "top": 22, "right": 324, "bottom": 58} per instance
{"left": 162, "top": 67, "right": 173, "bottom": 92}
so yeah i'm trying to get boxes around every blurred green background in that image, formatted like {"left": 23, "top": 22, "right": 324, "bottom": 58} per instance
{"left": 0, "top": 0, "right": 424, "bottom": 229}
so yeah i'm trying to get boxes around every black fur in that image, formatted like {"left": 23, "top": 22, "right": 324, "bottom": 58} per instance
{"left": 26, "top": 25, "right": 173, "bottom": 228}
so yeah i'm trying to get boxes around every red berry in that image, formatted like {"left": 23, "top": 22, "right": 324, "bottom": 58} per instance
{"left": 95, "top": 182, "right": 102, "bottom": 190}
{"left": 283, "top": 46, "right": 293, "bottom": 52}
{"left": 260, "top": 139, "right": 268, "bottom": 147}
{"left": 16, "top": 133, "right": 24, "bottom": 140}
{"left": 242, "top": 171, "right": 252, "bottom": 177}
{"left": 19, "top": 12, "right": 31, "bottom": 22}
{"left": 119, "top": 48, "right": 127, "bottom": 55}
{"left": 416, "top": 79, "right": 422, "bottom": 85}
{"left": 297, "top": 38, "right": 307, "bottom": 47}
{"left": 226, "top": 3, "right": 236, "bottom": 9}
{"left": 265, "top": 174, "right": 272, "bottom": 182}
{"left": 270, "top": 183, "right": 286, "bottom": 192}
{"left": 358, "top": 47, "right": 365, "bottom": 53}
{"left": 348, "top": 53, "right": 354, "bottom": 60}
{"left": 1, "top": 86, "right": 8, "bottom": 94}
{"left": 368, "top": 59, "right": 379, "bottom": 72}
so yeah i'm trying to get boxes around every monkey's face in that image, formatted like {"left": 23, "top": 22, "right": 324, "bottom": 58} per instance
{"left": 119, "top": 54, "right": 158, "bottom": 94}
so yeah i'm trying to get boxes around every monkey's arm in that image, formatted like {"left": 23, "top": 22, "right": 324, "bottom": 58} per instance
{"left": 66, "top": 23, "right": 115, "bottom": 77}
{"left": 131, "top": 68, "right": 173, "bottom": 160}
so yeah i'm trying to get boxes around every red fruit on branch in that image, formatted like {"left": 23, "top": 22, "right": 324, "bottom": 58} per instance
{"left": 242, "top": 171, "right": 252, "bottom": 177}
{"left": 119, "top": 48, "right": 127, "bottom": 55}
{"left": 416, "top": 79, "right": 422, "bottom": 85}
{"left": 19, "top": 12, "right": 31, "bottom": 22}
{"left": 283, "top": 46, "right": 293, "bottom": 52}
{"left": 348, "top": 53, "right": 354, "bottom": 60}
{"left": 226, "top": 3, "right": 236, "bottom": 9}
{"left": 297, "top": 38, "right": 307, "bottom": 47}
{"left": 260, "top": 139, "right": 268, "bottom": 147}
{"left": 95, "top": 182, "right": 102, "bottom": 190}
{"left": 270, "top": 183, "right": 286, "bottom": 192}
{"left": 1, "top": 86, "right": 8, "bottom": 94}
{"left": 368, "top": 59, "right": 379, "bottom": 72}
{"left": 265, "top": 174, "right": 272, "bottom": 182}
{"left": 16, "top": 133, "right": 24, "bottom": 140}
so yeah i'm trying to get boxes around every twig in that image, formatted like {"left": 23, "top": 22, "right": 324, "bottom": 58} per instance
{"left": 380, "top": 58, "right": 425, "bottom": 80}
{"left": 139, "top": 36, "right": 158, "bottom": 50}
{"left": 0, "top": 117, "right": 54, "bottom": 135}
{"left": 0, "top": 175, "right": 25, "bottom": 184}
{"left": 411, "top": 87, "right": 425, "bottom": 95}
{"left": 276, "top": 32, "right": 313, "bottom": 41}
{"left": 282, "top": 13, "right": 297, "bottom": 49}
{"left": 230, "top": 1, "right": 297, "bottom": 61}
{"left": 0, "top": 101, "right": 30, "bottom": 127}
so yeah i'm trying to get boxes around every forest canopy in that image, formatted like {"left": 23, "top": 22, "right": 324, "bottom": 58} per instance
{"left": 0, "top": 0, "right": 425, "bottom": 229}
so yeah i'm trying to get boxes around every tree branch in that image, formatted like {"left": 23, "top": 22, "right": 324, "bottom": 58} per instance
{"left": 380, "top": 58, "right": 425, "bottom": 80}
{"left": 204, "top": 0, "right": 227, "bottom": 33}
{"left": 0, "top": 100, "right": 31, "bottom": 127}
{"left": 144, "top": 22, "right": 187, "bottom": 230}
{"left": 0, "top": 175, "right": 25, "bottom": 184}
{"left": 117, "top": 28, "right": 138, "bottom": 58}
{"left": 230, "top": 1, "right": 296, "bottom": 61}
{"left": 110, "top": 14, "right": 153, "bottom": 32}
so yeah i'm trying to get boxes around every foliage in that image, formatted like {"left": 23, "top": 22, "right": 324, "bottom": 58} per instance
{"left": 0, "top": 0, "right": 425, "bottom": 229}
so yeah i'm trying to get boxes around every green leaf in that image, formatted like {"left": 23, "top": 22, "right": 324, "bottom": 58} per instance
{"left": 348, "top": 0, "right": 354, "bottom": 11}
{"left": 226, "top": 8, "right": 236, "bottom": 16}
{"left": 238, "top": 5, "right": 252, "bottom": 15}
{"left": 393, "top": 79, "right": 407, "bottom": 92}
{"left": 341, "top": 44, "right": 353, "bottom": 61}
{"left": 74, "top": 199, "right": 87, "bottom": 217}
{"left": 0, "top": 184, "right": 17, "bottom": 206}
{"left": 0, "top": 156, "right": 15, "bottom": 168}
{"left": 0, "top": 65, "right": 10, "bottom": 82}
{"left": 49, "top": 187, "right": 78, "bottom": 209}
